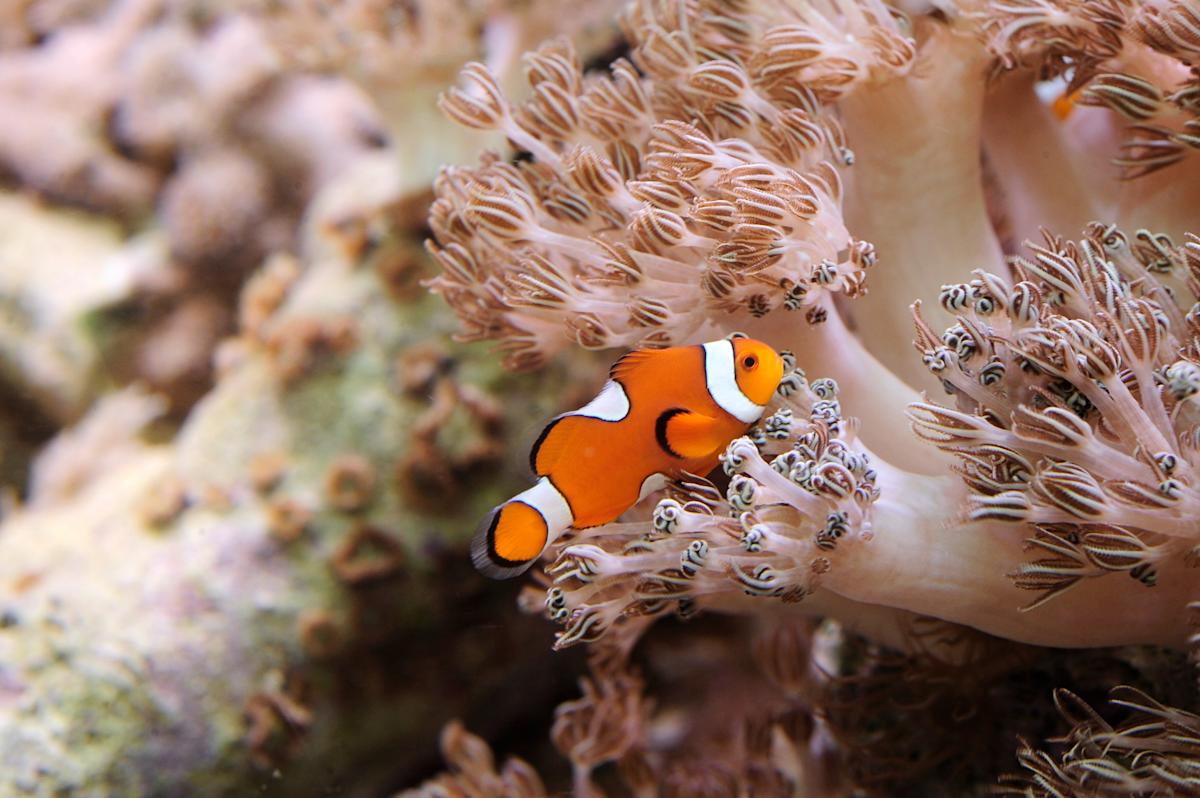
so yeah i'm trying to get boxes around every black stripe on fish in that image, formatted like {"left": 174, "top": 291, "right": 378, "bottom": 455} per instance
{"left": 529, "top": 415, "right": 565, "bottom": 475}
{"left": 655, "top": 408, "right": 688, "bottom": 459}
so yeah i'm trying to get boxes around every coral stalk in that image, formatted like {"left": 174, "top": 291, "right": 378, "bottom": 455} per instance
{"left": 823, "top": 462, "right": 1193, "bottom": 647}
{"left": 841, "top": 24, "right": 1005, "bottom": 386}
{"left": 981, "top": 72, "right": 1116, "bottom": 247}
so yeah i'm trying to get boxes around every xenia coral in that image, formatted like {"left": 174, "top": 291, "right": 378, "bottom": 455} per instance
{"left": 423, "top": 0, "right": 1200, "bottom": 792}
{"left": 405, "top": 620, "right": 844, "bottom": 798}
{"left": 1001, "top": 681, "right": 1200, "bottom": 795}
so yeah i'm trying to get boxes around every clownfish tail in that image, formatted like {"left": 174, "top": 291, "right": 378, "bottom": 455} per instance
{"left": 471, "top": 478, "right": 574, "bottom": 580}
{"left": 471, "top": 504, "right": 539, "bottom": 579}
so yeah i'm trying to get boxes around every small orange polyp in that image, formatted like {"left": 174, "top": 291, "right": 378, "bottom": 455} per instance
{"left": 1052, "top": 87, "right": 1082, "bottom": 121}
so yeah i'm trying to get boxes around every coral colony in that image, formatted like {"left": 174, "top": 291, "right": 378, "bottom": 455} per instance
{"left": 417, "top": 0, "right": 1200, "bottom": 793}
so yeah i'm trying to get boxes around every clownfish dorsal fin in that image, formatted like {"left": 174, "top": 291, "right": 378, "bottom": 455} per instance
{"left": 656, "top": 408, "right": 727, "bottom": 459}
{"left": 609, "top": 347, "right": 658, "bottom": 382}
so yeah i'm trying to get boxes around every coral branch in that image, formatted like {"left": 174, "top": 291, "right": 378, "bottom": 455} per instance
{"left": 982, "top": 72, "right": 1117, "bottom": 248}
{"left": 842, "top": 24, "right": 1006, "bottom": 388}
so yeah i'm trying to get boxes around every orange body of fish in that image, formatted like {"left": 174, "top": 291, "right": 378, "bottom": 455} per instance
{"left": 472, "top": 337, "right": 785, "bottom": 578}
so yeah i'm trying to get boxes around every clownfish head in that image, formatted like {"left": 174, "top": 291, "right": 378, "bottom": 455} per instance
{"left": 730, "top": 337, "right": 785, "bottom": 406}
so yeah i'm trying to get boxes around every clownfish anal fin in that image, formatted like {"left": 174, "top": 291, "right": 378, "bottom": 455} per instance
{"left": 656, "top": 408, "right": 725, "bottom": 459}
{"left": 471, "top": 502, "right": 548, "bottom": 580}
{"left": 609, "top": 348, "right": 657, "bottom": 382}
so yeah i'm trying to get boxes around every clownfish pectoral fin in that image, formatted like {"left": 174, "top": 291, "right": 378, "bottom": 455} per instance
{"left": 656, "top": 409, "right": 727, "bottom": 459}
{"left": 471, "top": 500, "right": 551, "bottom": 579}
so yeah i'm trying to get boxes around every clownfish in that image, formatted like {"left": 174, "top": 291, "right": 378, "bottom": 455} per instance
{"left": 472, "top": 336, "right": 785, "bottom": 579}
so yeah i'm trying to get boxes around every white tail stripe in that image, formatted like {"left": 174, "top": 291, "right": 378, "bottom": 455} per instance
{"left": 513, "top": 476, "right": 574, "bottom": 541}
{"left": 572, "top": 379, "right": 630, "bottom": 421}
{"left": 702, "top": 340, "right": 764, "bottom": 424}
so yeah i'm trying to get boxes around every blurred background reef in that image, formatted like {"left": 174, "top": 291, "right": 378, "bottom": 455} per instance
{"left": 0, "top": 0, "right": 619, "bottom": 794}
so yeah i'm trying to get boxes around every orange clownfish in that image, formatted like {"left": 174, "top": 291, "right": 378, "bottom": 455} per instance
{"left": 472, "top": 337, "right": 786, "bottom": 579}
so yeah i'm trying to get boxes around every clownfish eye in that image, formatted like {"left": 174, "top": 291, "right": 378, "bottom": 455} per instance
{"left": 742, "top": 355, "right": 758, "bottom": 369}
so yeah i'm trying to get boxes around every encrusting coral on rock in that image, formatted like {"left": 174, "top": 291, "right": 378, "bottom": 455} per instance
{"left": 0, "top": 0, "right": 389, "bottom": 424}
{"left": 0, "top": 0, "right": 633, "bottom": 502}
{"left": 415, "top": 0, "right": 1200, "bottom": 793}
{"left": 0, "top": 185, "right": 597, "bottom": 794}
